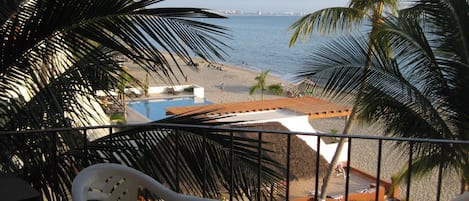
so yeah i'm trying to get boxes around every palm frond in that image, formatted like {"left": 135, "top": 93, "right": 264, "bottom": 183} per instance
{"left": 299, "top": 3, "right": 469, "bottom": 188}
{"left": 373, "top": 14, "right": 468, "bottom": 138}
{"left": 2, "top": 114, "right": 285, "bottom": 200}
{"left": 288, "top": 7, "right": 365, "bottom": 46}
{"left": 267, "top": 84, "right": 283, "bottom": 95}
{"left": 409, "top": 0, "right": 469, "bottom": 64}
{"left": 0, "top": 0, "right": 230, "bottom": 130}
{"left": 83, "top": 120, "right": 285, "bottom": 199}
{"left": 294, "top": 25, "right": 468, "bottom": 185}
{"left": 0, "top": 1, "right": 246, "bottom": 200}
{"left": 0, "top": 0, "right": 20, "bottom": 24}
{"left": 296, "top": 34, "right": 374, "bottom": 103}
{"left": 249, "top": 85, "right": 260, "bottom": 95}
{"left": 391, "top": 142, "right": 462, "bottom": 185}
{"left": 350, "top": 0, "right": 399, "bottom": 16}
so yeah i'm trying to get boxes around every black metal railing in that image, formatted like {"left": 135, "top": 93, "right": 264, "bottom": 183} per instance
{"left": 0, "top": 123, "right": 468, "bottom": 201}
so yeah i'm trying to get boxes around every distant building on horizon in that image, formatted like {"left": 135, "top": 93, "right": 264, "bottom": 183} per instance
{"left": 216, "top": 10, "right": 304, "bottom": 16}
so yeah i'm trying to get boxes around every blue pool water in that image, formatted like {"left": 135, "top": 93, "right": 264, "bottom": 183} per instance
{"left": 127, "top": 98, "right": 212, "bottom": 121}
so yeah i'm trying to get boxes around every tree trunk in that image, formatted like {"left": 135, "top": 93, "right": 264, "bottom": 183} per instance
{"left": 122, "top": 92, "right": 126, "bottom": 121}
{"left": 317, "top": 28, "right": 375, "bottom": 201}
{"left": 261, "top": 89, "right": 264, "bottom": 100}
{"left": 319, "top": 3, "right": 385, "bottom": 199}
{"left": 461, "top": 170, "right": 469, "bottom": 194}
{"left": 144, "top": 73, "right": 149, "bottom": 97}
{"left": 318, "top": 110, "right": 356, "bottom": 200}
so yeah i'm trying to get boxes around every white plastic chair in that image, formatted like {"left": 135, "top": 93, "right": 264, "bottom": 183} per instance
{"left": 72, "top": 163, "right": 218, "bottom": 201}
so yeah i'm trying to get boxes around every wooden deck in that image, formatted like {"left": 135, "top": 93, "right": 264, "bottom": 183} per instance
{"left": 166, "top": 97, "right": 351, "bottom": 119}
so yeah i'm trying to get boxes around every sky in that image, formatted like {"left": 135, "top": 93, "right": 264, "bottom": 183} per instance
{"left": 157, "top": 0, "right": 349, "bottom": 13}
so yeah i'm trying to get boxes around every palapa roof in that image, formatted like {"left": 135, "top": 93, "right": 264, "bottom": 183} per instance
{"left": 166, "top": 97, "right": 351, "bottom": 119}
{"left": 232, "top": 122, "right": 329, "bottom": 179}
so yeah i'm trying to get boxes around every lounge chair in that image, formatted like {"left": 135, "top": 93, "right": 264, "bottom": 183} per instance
{"left": 167, "top": 87, "right": 176, "bottom": 95}
{"left": 72, "top": 163, "right": 217, "bottom": 201}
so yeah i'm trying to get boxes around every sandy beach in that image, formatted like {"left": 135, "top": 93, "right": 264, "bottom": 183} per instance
{"left": 126, "top": 57, "right": 292, "bottom": 104}
{"left": 126, "top": 57, "right": 460, "bottom": 201}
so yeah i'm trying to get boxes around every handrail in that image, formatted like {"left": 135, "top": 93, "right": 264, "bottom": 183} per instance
{"left": 0, "top": 122, "right": 466, "bottom": 201}
{"left": 1, "top": 122, "right": 468, "bottom": 145}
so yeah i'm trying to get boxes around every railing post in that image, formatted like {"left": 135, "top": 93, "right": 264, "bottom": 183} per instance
{"left": 108, "top": 127, "right": 113, "bottom": 150}
{"left": 230, "top": 131, "right": 234, "bottom": 201}
{"left": 406, "top": 142, "right": 414, "bottom": 200}
{"left": 82, "top": 129, "right": 88, "bottom": 167}
{"left": 436, "top": 144, "right": 444, "bottom": 201}
{"left": 375, "top": 139, "right": 383, "bottom": 201}
{"left": 51, "top": 131, "right": 58, "bottom": 190}
{"left": 175, "top": 130, "right": 180, "bottom": 193}
{"left": 314, "top": 136, "right": 321, "bottom": 201}
{"left": 345, "top": 137, "right": 352, "bottom": 201}
{"left": 109, "top": 126, "right": 113, "bottom": 135}
{"left": 257, "top": 132, "right": 262, "bottom": 201}
{"left": 202, "top": 129, "right": 207, "bottom": 198}
{"left": 286, "top": 134, "right": 291, "bottom": 200}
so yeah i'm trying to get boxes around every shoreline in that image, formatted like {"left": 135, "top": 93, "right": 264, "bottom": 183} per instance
{"left": 126, "top": 56, "right": 294, "bottom": 104}
{"left": 216, "top": 60, "right": 301, "bottom": 84}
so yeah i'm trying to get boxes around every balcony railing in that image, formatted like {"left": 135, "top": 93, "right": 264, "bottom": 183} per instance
{"left": 0, "top": 123, "right": 467, "bottom": 201}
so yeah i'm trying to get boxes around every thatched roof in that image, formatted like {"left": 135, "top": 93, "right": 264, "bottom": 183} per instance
{"left": 232, "top": 122, "right": 329, "bottom": 180}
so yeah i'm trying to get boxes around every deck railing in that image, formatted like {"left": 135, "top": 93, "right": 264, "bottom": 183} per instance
{"left": 0, "top": 123, "right": 468, "bottom": 201}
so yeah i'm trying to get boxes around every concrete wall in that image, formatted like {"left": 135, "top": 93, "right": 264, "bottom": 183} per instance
{"left": 226, "top": 111, "right": 349, "bottom": 164}
{"left": 141, "top": 84, "right": 204, "bottom": 98}
{"left": 291, "top": 186, "right": 385, "bottom": 201}
{"left": 193, "top": 86, "right": 204, "bottom": 98}
{"left": 275, "top": 116, "right": 349, "bottom": 164}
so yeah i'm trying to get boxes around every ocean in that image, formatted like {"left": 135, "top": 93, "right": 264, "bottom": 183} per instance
{"left": 205, "top": 16, "right": 328, "bottom": 81}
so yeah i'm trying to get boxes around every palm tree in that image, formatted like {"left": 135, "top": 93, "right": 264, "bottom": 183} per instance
{"left": 0, "top": 0, "right": 232, "bottom": 130}
{"left": 249, "top": 69, "right": 283, "bottom": 100}
{"left": 0, "top": 0, "right": 284, "bottom": 200}
{"left": 294, "top": 0, "right": 469, "bottom": 198}
{"left": 289, "top": 1, "right": 398, "bottom": 199}
{"left": 118, "top": 66, "right": 134, "bottom": 121}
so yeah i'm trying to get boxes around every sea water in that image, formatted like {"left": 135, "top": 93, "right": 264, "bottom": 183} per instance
{"left": 204, "top": 16, "right": 330, "bottom": 81}
{"left": 127, "top": 98, "right": 212, "bottom": 121}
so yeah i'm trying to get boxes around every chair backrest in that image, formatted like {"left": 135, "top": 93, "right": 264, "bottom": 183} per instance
{"left": 72, "top": 163, "right": 217, "bottom": 201}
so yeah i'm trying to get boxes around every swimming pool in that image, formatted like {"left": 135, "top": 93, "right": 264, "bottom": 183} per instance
{"left": 127, "top": 97, "right": 212, "bottom": 121}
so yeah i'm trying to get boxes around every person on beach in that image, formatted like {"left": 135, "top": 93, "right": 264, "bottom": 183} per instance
{"left": 335, "top": 163, "right": 346, "bottom": 179}
{"left": 220, "top": 82, "right": 224, "bottom": 91}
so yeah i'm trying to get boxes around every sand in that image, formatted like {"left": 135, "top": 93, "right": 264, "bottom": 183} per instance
{"left": 126, "top": 57, "right": 292, "bottom": 104}
{"left": 126, "top": 57, "right": 460, "bottom": 201}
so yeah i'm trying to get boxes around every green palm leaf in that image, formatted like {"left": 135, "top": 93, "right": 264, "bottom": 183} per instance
{"left": 0, "top": 0, "right": 229, "bottom": 130}
{"left": 250, "top": 69, "right": 274, "bottom": 100}
{"left": 0, "top": 0, "right": 20, "bottom": 24}
{"left": 87, "top": 125, "right": 284, "bottom": 199}
{"left": 289, "top": 1, "right": 399, "bottom": 199}
{"left": 289, "top": 7, "right": 365, "bottom": 46}
{"left": 296, "top": 34, "right": 373, "bottom": 103}
{"left": 295, "top": 0, "right": 469, "bottom": 193}
{"left": 0, "top": 1, "right": 279, "bottom": 200}
{"left": 2, "top": 114, "right": 285, "bottom": 200}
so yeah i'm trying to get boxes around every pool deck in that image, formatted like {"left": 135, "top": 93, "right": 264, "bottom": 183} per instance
{"left": 125, "top": 107, "right": 151, "bottom": 124}
{"left": 124, "top": 91, "right": 201, "bottom": 123}
{"left": 127, "top": 91, "right": 194, "bottom": 102}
